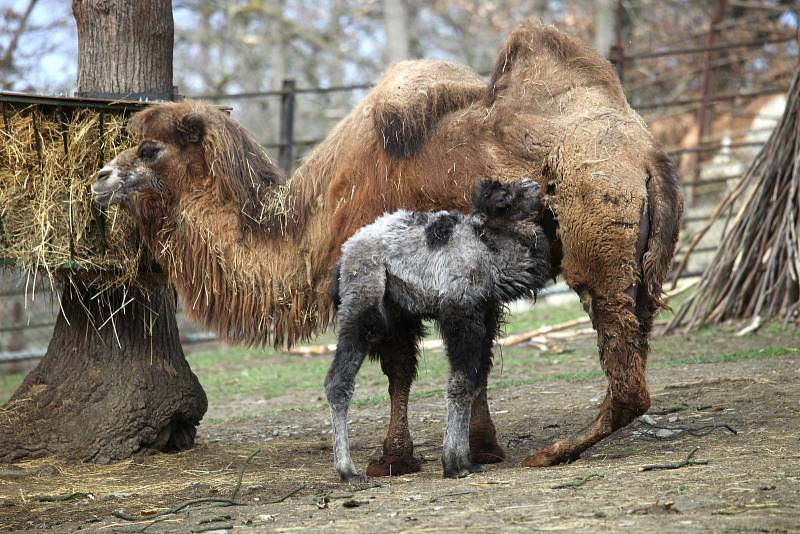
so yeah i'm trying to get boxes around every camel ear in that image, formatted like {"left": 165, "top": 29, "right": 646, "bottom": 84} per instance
{"left": 176, "top": 113, "right": 205, "bottom": 146}
{"left": 490, "top": 188, "right": 512, "bottom": 210}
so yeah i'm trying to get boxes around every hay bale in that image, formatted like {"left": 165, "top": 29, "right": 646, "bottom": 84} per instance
{"left": 0, "top": 103, "right": 145, "bottom": 290}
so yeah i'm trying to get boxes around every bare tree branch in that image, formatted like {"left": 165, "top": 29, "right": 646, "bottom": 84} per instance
{"left": 0, "top": 0, "right": 39, "bottom": 70}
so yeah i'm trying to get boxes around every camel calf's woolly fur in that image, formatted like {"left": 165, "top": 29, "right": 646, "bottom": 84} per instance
{"left": 326, "top": 179, "right": 552, "bottom": 481}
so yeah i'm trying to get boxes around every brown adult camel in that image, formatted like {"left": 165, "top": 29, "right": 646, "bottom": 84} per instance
{"left": 92, "top": 20, "right": 682, "bottom": 475}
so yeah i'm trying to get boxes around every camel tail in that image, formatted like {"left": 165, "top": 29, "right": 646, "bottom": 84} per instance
{"left": 643, "top": 151, "right": 683, "bottom": 310}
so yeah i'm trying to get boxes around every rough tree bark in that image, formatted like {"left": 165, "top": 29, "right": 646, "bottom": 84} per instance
{"left": 383, "top": 0, "right": 410, "bottom": 62}
{"left": 74, "top": 0, "right": 173, "bottom": 99}
{"left": 0, "top": 0, "right": 206, "bottom": 464}
{"left": 0, "top": 283, "right": 205, "bottom": 463}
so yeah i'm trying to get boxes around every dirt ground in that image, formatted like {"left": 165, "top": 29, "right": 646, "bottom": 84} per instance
{"left": 1, "top": 325, "right": 798, "bottom": 533}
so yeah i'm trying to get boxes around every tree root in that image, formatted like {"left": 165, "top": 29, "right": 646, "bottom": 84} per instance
{"left": 112, "top": 497, "right": 241, "bottom": 522}
{"left": 113, "top": 449, "right": 267, "bottom": 523}
{"left": 264, "top": 485, "right": 306, "bottom": 504}
{"left": 638, "top": 417, "right": 738, "bottom": 439}
{"left": 550, "top": 473, "right": 604, "bottom": 489}
{"left": 640, "top": 447, "right": 709, "bottom": 472}
{"left": 33, "top": 492, "right": 93, "bottom": 502}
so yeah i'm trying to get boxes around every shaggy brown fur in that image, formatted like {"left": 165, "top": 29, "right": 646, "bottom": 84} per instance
{"left": 96, "top": 20, "right": 681, "bottom": 473}
{"left": 101, "top": 102, "right": 320, "bottom": 347}
{"left": 371, "top": 60, "right": 486, "bottom": 158}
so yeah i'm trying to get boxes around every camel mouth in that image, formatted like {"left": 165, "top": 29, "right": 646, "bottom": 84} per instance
{"left": 92, "top": 167, "right": 135, "bottom": 207}
{"left": 92, "top": 190, "right": 117, "bottom": 207}
{"left": 91, "top": 182, "right": 119, "bottom": 204}
{"left": 91, "top": 177, "right": 124, "bottom": 206}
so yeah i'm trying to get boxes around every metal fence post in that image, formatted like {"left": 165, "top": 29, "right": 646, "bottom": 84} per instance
{"left": 691, "top": 0, "right": 728, "bottom": 207}
{"left": 279, "top": 78, "right": 296, "bottom": 173}
{"left": 7, "top": 300, "right": 24, "bottom": 352}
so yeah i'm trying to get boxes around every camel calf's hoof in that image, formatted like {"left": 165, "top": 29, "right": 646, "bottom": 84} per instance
{"left": 442, "top": 460, "right": 484, "bottom": 479}
{"left": 339, "top": 470, "right": 367, "bottom": 484}
{"left": 366, "top": 455, "right": 422, "bottom": 477}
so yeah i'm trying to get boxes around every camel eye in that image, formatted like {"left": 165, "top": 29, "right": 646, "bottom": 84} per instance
{"left": 138, "top": 142, "right": 161, "bottom": 161}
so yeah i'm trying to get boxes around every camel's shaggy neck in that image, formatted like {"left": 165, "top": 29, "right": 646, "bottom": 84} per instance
{"left": 142, "top": 176, "right": 332, "bottom": 348}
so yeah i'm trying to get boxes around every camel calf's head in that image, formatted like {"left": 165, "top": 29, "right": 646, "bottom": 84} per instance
{"left": 471, "top": 178, "right": 543, "bottom": 225}
{"left": 92, "top": 104, "right": 208, "bottom": 208}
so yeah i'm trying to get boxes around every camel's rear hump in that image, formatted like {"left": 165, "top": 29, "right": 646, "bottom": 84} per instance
{"left": 486, "top": 20, "right": 626, "bottom": 109}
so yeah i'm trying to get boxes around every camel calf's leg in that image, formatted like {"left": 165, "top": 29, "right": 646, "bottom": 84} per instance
{"left": 522, "top": 292, "right": 650, "bottom": 467}
{"left": 325, "top": 304, "right": 383, "bottom": 482}
{"left": 325, "top": 338, "right": 369, "bottom": 482}
{"left": 441, "top": 306, "right": 493, "bottom": 478}
{"left": 470, "top": 305, "right": 506, "bottom": 464}
{"left": 366, "top": 314, "right": 424, "bottom": 477}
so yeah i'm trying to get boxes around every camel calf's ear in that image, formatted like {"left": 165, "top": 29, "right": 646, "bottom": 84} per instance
{"left": 176, "top": 113, "right": 205, "bottom": 146}
{"left": 472, "top": 179, "right": 510, "bottom": 216}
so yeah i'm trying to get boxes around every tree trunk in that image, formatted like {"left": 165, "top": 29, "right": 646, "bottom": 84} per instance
{"left": 0, "top": 0, "right": 207, "bottom": 464}
{"left": 592, "top": 0, "right": 615, "bottom": 58}
{"left": 383, "top": 0, "right": 410, "bottom": 62}
{"left": 0, "top": 282, "right": 206, "bottom": 463}
{"left": 73, "top": 0, "right": 174, "bottom": 99}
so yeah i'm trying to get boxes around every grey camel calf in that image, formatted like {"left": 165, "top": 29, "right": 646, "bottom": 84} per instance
{"left": 325, "top": 179, "right": 552, "bottom": 481}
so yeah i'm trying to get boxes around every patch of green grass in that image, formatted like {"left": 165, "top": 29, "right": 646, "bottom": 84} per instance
{"left": 502, "top": 299, "right": 585, "bottom": 334}
{"left": 0, "top": 372, "right": 25, "bottom": 404}
{"left": 662, "top": 346, "right": 798, "bottom": 367}
{"left": 762, "top": 320, "right": 797, "bottom": 337}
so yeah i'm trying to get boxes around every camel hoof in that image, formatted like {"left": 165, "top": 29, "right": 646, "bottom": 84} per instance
{"left": 442, "top": 462, "right": 483, "bottom": 479}
{"left": 444, "top": 467, "right": 471, "bottom": 479}
{"left": 469, "top": 441, "right": 506, "bottom": 464}
{"left": 339, "top": 471, "right": 367, "bottom": 483}
{"left": 521, "top": 448, "right": 572, "bottom": 468}
{"left": 366, "top": 455, "right": 422, "bottom": 477}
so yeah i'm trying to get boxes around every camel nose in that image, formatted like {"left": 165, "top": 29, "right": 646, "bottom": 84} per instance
{"left": 91, "top": 167, "right": 117, "bottom": 195}
{"left": 96, "top": 167, "right": 112, "bottom": 181}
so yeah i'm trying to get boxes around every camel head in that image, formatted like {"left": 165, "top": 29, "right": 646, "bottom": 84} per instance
{"left": 92, "top": 101, "right": 285, "bottom": 230}
{"left": 92, "top": 103, "right": 208, "bottom": 208}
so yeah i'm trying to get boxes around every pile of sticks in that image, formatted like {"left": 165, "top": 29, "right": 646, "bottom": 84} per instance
{"left": 668, "top": 67, "right": 800, "bottom": 332}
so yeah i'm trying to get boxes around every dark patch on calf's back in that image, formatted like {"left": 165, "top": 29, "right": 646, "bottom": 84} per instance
{"left": 425, "top": 212, "right": 460, "bottom": 248}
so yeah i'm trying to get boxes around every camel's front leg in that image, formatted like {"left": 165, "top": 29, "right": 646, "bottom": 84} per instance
{"left": 366, "top": 317, "right": 424, "bottom": 477}
{"left": 522, "top": 292, "right": 650, "bottom": 467}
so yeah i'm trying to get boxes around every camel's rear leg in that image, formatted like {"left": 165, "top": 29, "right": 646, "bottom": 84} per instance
{"left": 469, "top": 389, "right": 506, "bottom": 464}
{"left": 366, "top": 311, "right": 425, "bottom": 477}
{"left": 522, "top": 291, "right": 649, "bottom": 467}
